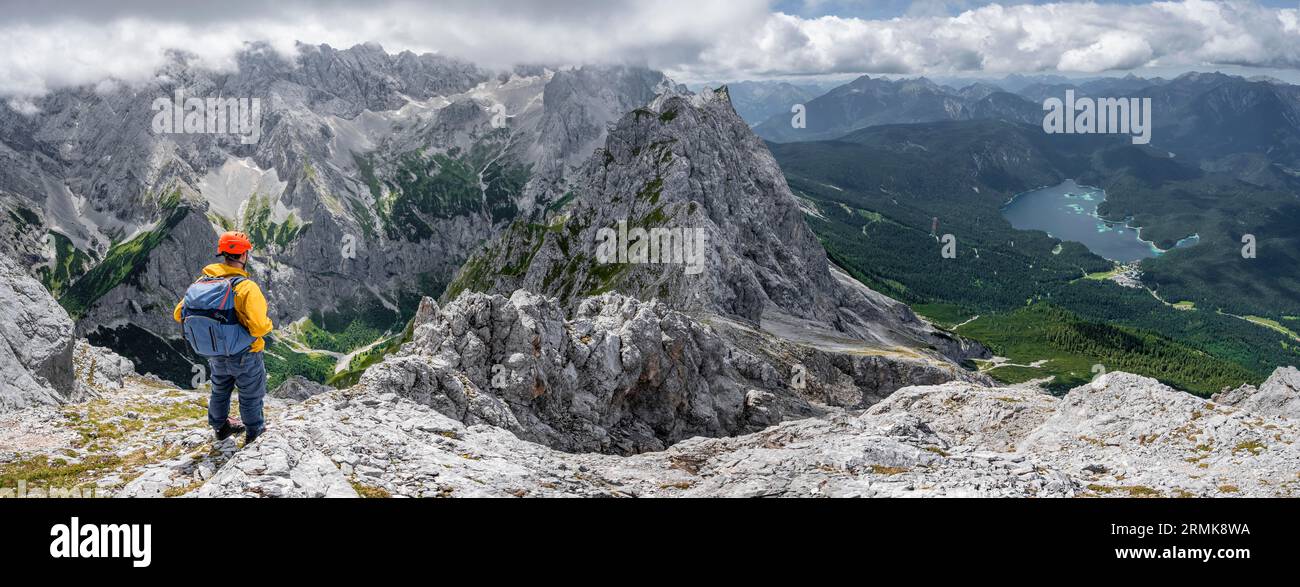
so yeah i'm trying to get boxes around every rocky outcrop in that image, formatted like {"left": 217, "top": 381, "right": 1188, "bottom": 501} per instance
{"left": 3, "top": 328, "right": 1294, "bottom": 498}
{"left": 359, "top": 289, "right": 990, "bottom": 456}
{"left": 0, "top": 255, "right": 77, "bottom": 412}
{"left": 866, "top": 383, "right": 1057, "bottom": 451}
{"left": 704, "top": 308, "right": 990, "bottom": 409}
{"left": 197, "top": 387, "right": 1076, "bottom": 498}
{"left": 1020, "top": 372, "right": 1300, "bottom": 497}
{"left": 271, "top": 376, "right": 333, "bottom": 403}
{"left": 360, "top": 290, "right": 822, "bottom": 454}
{"left": 532, "top": 66, "right": 682, "bottom": 180}
{"left": 72, "top": 340, "right": 135, "bottom": 393}
{"left": 1213, "top": 367, "right": 1300, "bottom": 420}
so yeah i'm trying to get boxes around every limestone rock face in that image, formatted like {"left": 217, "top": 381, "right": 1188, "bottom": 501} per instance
{"left": 1020, "top": 372, "right": 1300, "bottom": 497}
{"left": 1213, "top": 367, "right": 1300, "bottom": 420}
{"left": 72, "top": 340, "right": 135, "bottom": 393}
{"left": 360, "top": 290, "right": 822, "bottom": 454}
{"left": 0, "top": 254, "right": 77, "bottom": 412}
{"left": 197, "top": 369, "right": 1300, "bottom": 498}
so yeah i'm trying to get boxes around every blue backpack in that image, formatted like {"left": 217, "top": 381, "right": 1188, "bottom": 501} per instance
{"left": 181, "top": 276, "right": 257, "bottom": 357}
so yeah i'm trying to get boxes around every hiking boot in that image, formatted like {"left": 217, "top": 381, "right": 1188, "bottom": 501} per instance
{"left": 244, "top": 426, "right": 266, "bottom": 447}
{"left": 215, "top": 418, "right": 246, "bottom": 441}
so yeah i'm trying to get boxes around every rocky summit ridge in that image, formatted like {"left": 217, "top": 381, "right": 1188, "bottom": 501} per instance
{"left": 187, "top": 368, "right": 1300, "bottom": 498}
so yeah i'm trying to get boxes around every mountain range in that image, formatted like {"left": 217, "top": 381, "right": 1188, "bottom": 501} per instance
{"left": 754, "top": 71, "right": 1300, "bottom": 189}
{"left": 0, "top": 43, "right": 681, "bottom": 386}
{"left": 1, "top": 42, "right": 1298, "bottom": 499}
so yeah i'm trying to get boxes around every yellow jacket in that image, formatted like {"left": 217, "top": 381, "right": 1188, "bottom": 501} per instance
{"left": 174, "top": 263, "right": 274, "bottom": 353}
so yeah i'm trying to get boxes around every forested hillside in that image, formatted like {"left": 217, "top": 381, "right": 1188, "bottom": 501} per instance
{"left": 772, "top": 119, "right": 1300, "bottom": 392}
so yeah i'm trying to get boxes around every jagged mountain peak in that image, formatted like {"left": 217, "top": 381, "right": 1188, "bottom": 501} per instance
{"left": 446, "top": 83, "right": 980, "bottom": 364}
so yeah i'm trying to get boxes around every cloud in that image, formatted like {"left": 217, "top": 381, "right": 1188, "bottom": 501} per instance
{"left": 688, "top": 0, "right": 1300, "bottom": 79}
{"left": 0, "top": 0, "right": 772, "bottom": 96}
{"left": 0, "top": 0, "right": 1298, "bottom": 96}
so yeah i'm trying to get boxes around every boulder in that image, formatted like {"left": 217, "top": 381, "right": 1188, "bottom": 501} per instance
{"left": 271, "top": 376, "right": 333, "bottom": 403}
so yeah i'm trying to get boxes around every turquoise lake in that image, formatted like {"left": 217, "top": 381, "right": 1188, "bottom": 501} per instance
{"left": 1000, "top": 179, "right": 1196, "bottom": 263}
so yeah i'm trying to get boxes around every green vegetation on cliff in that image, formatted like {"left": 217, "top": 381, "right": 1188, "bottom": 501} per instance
{"left": 39, "top": 232, "right": 95, "bottom": 298}
{"left": 372, "top": 138, "right": 531, "bottom": 242}
{"left": 241, "top": 192, "right": 307, "bottom": 250}
{"left": 60, "top": 206, "right": 191, "bottom": 319}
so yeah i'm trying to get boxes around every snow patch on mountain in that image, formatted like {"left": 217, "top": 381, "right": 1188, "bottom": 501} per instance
{"left": 196, "top": 157, "right": 290, "bottom": 221}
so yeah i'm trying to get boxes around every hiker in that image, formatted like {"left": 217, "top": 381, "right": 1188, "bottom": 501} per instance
{"left": 173, "top": 231, "right": 274, "bottom": 445}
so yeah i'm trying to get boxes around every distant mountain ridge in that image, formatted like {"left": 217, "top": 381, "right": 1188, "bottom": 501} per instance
{"left": 754, "top": 70, "right": 1300, "bottom": 189}
{"left": 753, "top": 74, "right": 1041, "bottom": 142}
{"left": 688, "top": 80, "right": 834, "bottom": 126}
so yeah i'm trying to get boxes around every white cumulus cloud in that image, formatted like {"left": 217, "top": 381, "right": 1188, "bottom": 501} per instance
{"left": 0, "top": 0, "right": 1298, "bottom": 96}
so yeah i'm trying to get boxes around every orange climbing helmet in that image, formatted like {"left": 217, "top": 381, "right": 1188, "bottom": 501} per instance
{"left": 216, "top": 231, "right": 253, "bottom": 257}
